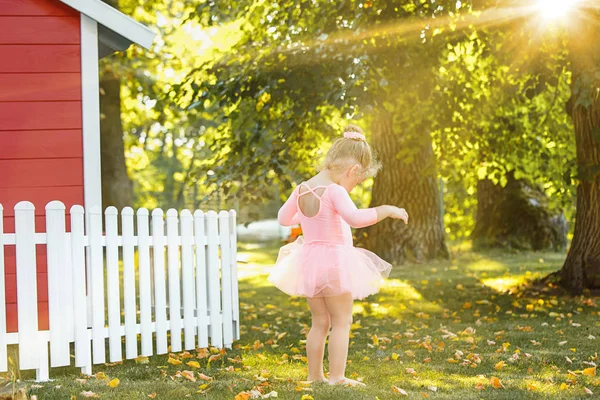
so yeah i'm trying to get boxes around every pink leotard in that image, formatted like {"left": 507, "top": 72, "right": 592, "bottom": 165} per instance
{"left": 268, "top": 182, "right": 392, "bottom": 300}
{"left": 277, "top": 183, "right": 378, "bottom": 246}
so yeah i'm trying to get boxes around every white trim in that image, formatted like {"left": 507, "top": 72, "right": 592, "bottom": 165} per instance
{"left": 80, "top": 14, "right": 102, "bottom": 212}
{"left": 60, "top": 0, "right": 156, "bottom": 50}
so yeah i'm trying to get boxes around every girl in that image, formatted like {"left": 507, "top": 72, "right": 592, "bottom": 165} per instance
{"left": 268, "top": 124, "right": 408, "bottom": 387}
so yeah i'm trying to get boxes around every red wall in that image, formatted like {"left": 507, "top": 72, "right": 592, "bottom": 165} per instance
{"left": 0, "top": 0, "right": 84, "bottom": 332}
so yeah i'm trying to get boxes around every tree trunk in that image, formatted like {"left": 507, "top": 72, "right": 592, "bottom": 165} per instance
{"left": 550, "top": 17, "right": 600, "bottom": 293}
{"left": 360, "top": 108, "right": 448, "bottom": 264}
{"left": 98, "top": 0, "right": 133, "bottom": 209}
{"left": 99, "top": 66, "right": 134, "bottom": 209}
{"left": 472, "top": 173, "right": 567, "bottom": 251}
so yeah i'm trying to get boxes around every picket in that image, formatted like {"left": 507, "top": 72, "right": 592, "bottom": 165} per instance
{"left": 166, "top": 209, "right": 182, "bottom": 352}
{"left": 137, "top": 208, "right": 153, "bottom": 356}
{"left": 122, "top": 207, "right": 138, "bottom": 359}
{"left": 0, "top": 201, "right": 239, "bottom": 381}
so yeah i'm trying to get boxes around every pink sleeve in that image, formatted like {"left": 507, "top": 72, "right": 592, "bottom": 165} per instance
{"left": 328, "top": 184, "right": 378, "bottom": 228}
{"left": 278, "top": 187, "right": 300, "bottom": 226}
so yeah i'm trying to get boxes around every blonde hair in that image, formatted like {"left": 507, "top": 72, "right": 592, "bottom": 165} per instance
{"left": 323, "top": 125, "right": 381, "bottom": 177}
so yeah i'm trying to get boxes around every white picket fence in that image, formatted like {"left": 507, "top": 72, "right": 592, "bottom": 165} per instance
{"left": 0, "top": 201, "right": 240, "bottom": 381}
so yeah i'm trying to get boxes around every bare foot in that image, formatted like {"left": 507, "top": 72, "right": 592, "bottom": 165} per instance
{"left": 329, "top": 377, "right": 366, "bottom": 387}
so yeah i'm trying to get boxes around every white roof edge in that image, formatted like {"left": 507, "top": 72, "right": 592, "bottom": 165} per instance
{"left": 59, "top": 0, "right": 156, "bottom": 49}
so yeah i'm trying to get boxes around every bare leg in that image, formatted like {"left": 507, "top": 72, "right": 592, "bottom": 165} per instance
{"left": 306, "top": 296, "right": 330, "bottom": 382}
{"left": 324, "top": 292, "right": 365, "bottom": 387}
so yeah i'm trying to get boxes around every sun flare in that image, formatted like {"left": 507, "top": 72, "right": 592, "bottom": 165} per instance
{"left": 538, "top": 0, "right": 580, "bottom": 20}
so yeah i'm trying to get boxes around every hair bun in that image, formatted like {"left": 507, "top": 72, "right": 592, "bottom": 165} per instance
{"left": 343, "top": 124, "right": 366, "bottom": 141}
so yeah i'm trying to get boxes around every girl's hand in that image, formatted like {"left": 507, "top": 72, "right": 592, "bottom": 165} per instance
{"left": 389, "top": 207, "right": 409, "bottom": 224}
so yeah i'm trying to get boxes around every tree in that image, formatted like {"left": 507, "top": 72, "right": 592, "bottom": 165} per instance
{"left": 549, "top": 6, "right": 600, "bottom": 292}
{"left": 99, "top": 0, "right": 135, "bottom": 209}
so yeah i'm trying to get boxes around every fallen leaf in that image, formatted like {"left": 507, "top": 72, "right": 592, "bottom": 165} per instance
{"left": 198, "top": 373, "right": 213, "bottom": 381}
{"left": 427, "top": 386, "right": 437, "bottom": 392}
{"left": 181, "top": 370, "right": 196, "bottom": 382}
{"left": 108, "top": 378, "right": 119, "bottom": 388}
{"left": 475, "top": 383, "right": 486, "bottom": 390}
{"left": 135, "top": 356, "right": 149, "bottom": 364}
{"left": 147, "top": 393, "right": 156, "bottom": 399}
{"left": 560, "top": 383, "right": 569, "bottom": 390}
{"left": 234, "top": 392, "right": 251, "bottom": 400}
{"left": 490, "top": 376, "right": 504, "bottom": 389}
{"left": 405, "top": 368, "right": 416, "bottom": 376}
{"left": 583, "top": 366, "right": 597, "bottom": 376}
{"left": 495, "top": 361, "right": 506, "bottom": 370}
{"left": 392, "top": 386, "right": 408, "bottom": 396}
{"left": 187, "top": 361, "right": 200, "bottom": 369}
{"left": 168, "top": 357, "right": 182, "bottom": 366}
{"left": 584, "top": 387, "right": 593, "bottom": 395}
{"left": 300, "top": 396, "right": 314, "bottom": 400}
{"left": 81, "top": 392, "right": 99, "bottom": 398}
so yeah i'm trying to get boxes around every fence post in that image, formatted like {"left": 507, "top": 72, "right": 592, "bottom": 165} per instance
{"left": 105, "top": 207, "right": 122, "bottom": 362}
{"left": 205, "top": 211, "right": 222, "bottom": 348}
{"left": 193, "top": 211, "right": 209, "bottom": 348}
{"left": 122, "top": 207, "right": 138, "bottom": 359}
{"left": 89, "top": 205, "right": 105, "bottom": 364}
{"left": 166, "top": 209, "right": 182, "bottom": 352}
{"left": 70, "top": 205, "right": 91, "bottom": 375}
{"left": 46, "top": 201, "right": 71, "bottom": 367}
{"left": 219, "top": 211, "right": 233, "bottom": 348}
{"left": 229, "top": 210, "right": 240, "bottom": 341}
{"left": 14, "top": 202, "right": 40, "bottom": 372}
{"left": 152, "top": 209, "right": 168, "bottom": 354}
{"left": 137, "top": 208, "right": 153, "bottom": 356}
{"left": 180, "top": 210, "right": 196, "bottom": 350}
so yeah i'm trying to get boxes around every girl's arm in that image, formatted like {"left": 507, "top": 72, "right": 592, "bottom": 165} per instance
{"left": 328, "top": 184, "right": 379, "bottom": 228}
{"left": 277, "top": 187, "right": 301, "bottom": 226}
{"left": 329, "top": 185, "right": 407, "bottom": 228}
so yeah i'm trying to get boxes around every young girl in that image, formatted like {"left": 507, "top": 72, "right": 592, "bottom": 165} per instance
{"left": 268, "top": 124, "right": 409, "bottom": 387}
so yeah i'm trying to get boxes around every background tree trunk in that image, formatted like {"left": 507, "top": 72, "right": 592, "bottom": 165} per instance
{"left": 360, "top": 109, "right": 448, "bottom": 264}
{"left": 99, "top": 0, "right": 134, "bottom": 209}
{"left": 549, "top": 16, "right": 600, "bottom": 293}
{"left": 472, "top": 173, "right": 567, "bottom": 251}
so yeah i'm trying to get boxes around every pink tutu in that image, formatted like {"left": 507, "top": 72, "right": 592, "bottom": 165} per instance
{"left": 268, "top": 237, "right": 392, "bottom": 300}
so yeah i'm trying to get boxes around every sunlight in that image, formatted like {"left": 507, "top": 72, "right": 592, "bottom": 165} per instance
{"left": 537, "top": 0, "right": 580, "bottom": 20}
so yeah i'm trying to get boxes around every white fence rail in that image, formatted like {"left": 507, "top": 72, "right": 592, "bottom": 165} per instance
{"left": 0, "top": 201, "right": 240, "bottom": 381}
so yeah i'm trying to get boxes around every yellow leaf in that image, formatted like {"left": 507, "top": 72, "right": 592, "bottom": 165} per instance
{"left": 528, "top": 383, "right": 537, "bottom": 391}
{"left": 392, "top": 353, "right": 399, "bottom": 360}
{"left": 277, "top": 332, "right": 287, "bottom": 340}
{"left": 560, "top": 383, "right": 569, "bottom": 390}
{"left": 583, "top": 366, "right": 597, "bottom": 376}
{"left": 301, "top": 396, "right": 314, "bottom": 400}
{"left": 502, "top": 343, "right": 511, "bottom": 351}
{"left": 372, "top": 334, "right": 379, "bottom": 346}
{"left": 421, "top": 392, "right": 430, "bottom": 398}
{"left": 135, "top": 356, "right": 149, "bottom": 364}
{"left": 186, "top": 361, "right": 201, "bottom": 369}
{"left": 108, "top": 378, "right": 120, "bottom": 388}
{"left": 234, "top": 393, "right": 251, "bottom": 400}
{"left": 447, "top": 358, "right": 459, "bottom": 363}
{"left": 490, "top": 376, "right": 504, "bottom": 389}
{"left": 463, "top": 302, "right": 472, "bottom": 309}
{"left": 392, "top": 386, "right": 408, "bottom": 396}
{"left": 495, "top": 361, "right": 506, "bottom": 370}
{"left": 475, "top": 383, "right": 486, "bottom": 390}
{"left": 167, "top": 357, "right": 182, "bottom": 366}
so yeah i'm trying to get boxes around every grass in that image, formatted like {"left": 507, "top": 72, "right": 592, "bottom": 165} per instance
{"left": 12, "top": 241, "right": 600, "bottom": 399}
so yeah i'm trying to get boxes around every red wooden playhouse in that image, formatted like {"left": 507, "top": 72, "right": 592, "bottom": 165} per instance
{"left": 0, "top": 0, "right": 156, "bottom": 333}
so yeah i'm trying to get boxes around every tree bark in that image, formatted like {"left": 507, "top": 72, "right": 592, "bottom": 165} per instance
{"left": 550, "top": 16, "right": 600, "bottom": 293}
{"left": 99, "top": 65, "right": 134, "bottom": 209}
{"left": 472, "top": 173, "right": 567, "bottom": 251}
{"left": 360, "top": 108, "right": 448, "bottom": 264}
{"left": 98, "top": 0, "right": 133, "bottom": 209}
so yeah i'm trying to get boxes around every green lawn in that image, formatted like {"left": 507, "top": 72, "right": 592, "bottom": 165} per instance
{"left": 16, "top": 242, "right": 600, "bottom": 399}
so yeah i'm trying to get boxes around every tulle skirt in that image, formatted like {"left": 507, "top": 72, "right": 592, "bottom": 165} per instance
{"left": 268, "top": 237, "right": 392, "bottom": 300}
